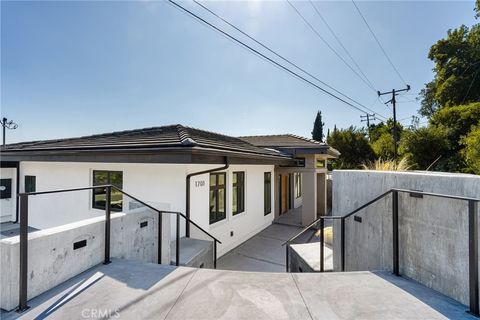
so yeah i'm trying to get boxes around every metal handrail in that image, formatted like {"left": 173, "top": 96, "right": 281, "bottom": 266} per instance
{"left": 16, "top": 184, "right": 222, "bottom": 312}
{"left": 115, "top": 187, "right": 222, "bottom": 244}
{"left": 283, "top": 187, "right": 480, "bottom": 316}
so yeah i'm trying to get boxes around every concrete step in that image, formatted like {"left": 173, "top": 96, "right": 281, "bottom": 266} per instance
{"left": 170, "top": 237, "right": 214, "bottom": 268}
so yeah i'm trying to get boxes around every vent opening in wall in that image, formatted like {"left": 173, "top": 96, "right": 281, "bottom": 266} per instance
{"left": 140, "top": 221, "right": 148, "bottom": 228}
{"left": 73, "top": 240, "right": 87, "bottom": 250}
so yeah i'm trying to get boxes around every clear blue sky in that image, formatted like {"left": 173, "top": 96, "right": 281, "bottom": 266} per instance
{"left": 1, "top": 0, "right": 477, "bottom": 144}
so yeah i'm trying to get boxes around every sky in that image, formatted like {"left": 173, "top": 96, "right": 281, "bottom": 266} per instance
{"left": 1, "top": 0, "right": 478, "bottom": 144}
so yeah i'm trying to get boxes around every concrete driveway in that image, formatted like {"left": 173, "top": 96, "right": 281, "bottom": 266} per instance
{"left": 217, "top": 223, "right": 317, "bottom": 272}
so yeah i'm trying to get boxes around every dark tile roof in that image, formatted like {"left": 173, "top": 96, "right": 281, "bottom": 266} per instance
{"left": 239, "top": 134, "right": 339, "bottom": 157}
{"left": 239, "top": 134, "right": 326, "bottom": 148}
{"left": 1, "top": 125, "right": 290, "bottom": 159}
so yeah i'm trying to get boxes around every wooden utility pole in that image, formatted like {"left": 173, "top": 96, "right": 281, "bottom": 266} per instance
{"left": 360, "top": 113, "right": 376, "bottom": 141}
{"left": 378, "top": 85, "right": 410, "bottom": 160}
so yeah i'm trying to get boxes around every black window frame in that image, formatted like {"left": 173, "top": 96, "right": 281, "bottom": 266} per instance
{"left": 92, "top": 170, "right": 123, "bottom": 212}
{"left": 295, "top": 173, "right": 302, "bottom": 199}
{"left": 209, "top": 172, "right": 226, "bottom": 224}
{"left": 24, "top": 175, "right": 36, "bottom": 193}
{"left": 232, "top": 171, "right": 245, "bottom": 215}
{"left": 264, "top": 172, "right": 272, "bottom": 215}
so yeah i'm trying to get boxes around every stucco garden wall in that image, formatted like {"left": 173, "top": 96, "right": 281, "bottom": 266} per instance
{"left": 332, "top": 170, "right": 480, "bottom": 306}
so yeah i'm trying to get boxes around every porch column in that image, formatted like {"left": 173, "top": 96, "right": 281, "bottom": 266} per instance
{"left": 317, "top": 173, "right": 327, "bottom": 217}
{"left": 301, "top": 169, "right": 317, "bottom": 226}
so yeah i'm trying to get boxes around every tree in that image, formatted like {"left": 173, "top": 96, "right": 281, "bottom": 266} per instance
{"left": 312, "top": 111, "right": 325, "bottom": 141}
{"left": 476, "top": 0, "right": 480, "bottom": 19}
{"left": 399, "top": 126, "right": 450, "bottom": 170}
{"left": 327, "top": 126, "right": 375, "bottom": 169}
{"left": 369, "top": 120, "right": 404, "bottom": 159}
{"left": 461, "top": 125, "right": 480, "bottom": 174}
{"left": 419, "top": 24, "right": 480, "bottom": 117}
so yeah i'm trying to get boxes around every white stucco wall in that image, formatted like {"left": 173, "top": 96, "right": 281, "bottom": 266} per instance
{"left": 332, "top": 170, "right": 480, "bottom": 306}
{"left": 18, "top": 161, "right": 274, "bottom": 257}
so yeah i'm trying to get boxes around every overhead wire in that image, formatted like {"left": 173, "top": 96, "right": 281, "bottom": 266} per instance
{"left": 167, "top": 0, "right": 388, "bottom": 118}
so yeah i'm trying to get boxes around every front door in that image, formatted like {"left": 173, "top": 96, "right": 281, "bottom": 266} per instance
{"left": 280, "top": 174, "right": 289, "bottom": 215}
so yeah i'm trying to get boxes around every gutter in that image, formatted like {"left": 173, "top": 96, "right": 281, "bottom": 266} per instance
{"left": 185, "top": 156, "right": 229, "bottom": 237}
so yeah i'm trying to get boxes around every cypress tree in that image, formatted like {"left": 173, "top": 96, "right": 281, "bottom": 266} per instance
{"left": 312, "top": 110, "right": 325, "bottom": 141}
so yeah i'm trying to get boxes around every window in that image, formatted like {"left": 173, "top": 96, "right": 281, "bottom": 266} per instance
{"left": 25, "top": 176, "right": 36, "bottom": 193}
{"left": 25, "top": 176, "right": 37, "bottom": 192}
{"left": 92, "top": 170, "right": 123, "bottom": 211}
{"left": 295, "top": 173, "right": 302, "bottom": 198}
{"left": 210, "top": 172, "right": 226, "bottom": 224}
{"left": 232, "top": 172, "right": 245, "bottom": 215}
{"left": 264, "top": 172, "right": 271, "bottom": 215}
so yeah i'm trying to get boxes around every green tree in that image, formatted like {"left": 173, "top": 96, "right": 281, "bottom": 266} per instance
{"left": 369, "top": 120, "right": 404, "bottom": 159}
{"left": 327, "top": 126, "right": 375, "bottom": 169}
{"left": 461, "top": 125, "right": 480, "bottom": 174}
{"left": 399, "top": 126, "right": 450, "bottom": 170}
{"left": 312, "top": 111, "right": 325, "bottom": 141}
{"left": 419, "top": 24, "right": 480, "bottom": 117}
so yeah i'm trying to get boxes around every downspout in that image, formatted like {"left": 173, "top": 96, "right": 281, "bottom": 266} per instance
{"left": 186, "top": 156, "right": 229, "bottom": 237}
{"left": 13, "top": 161, "right": 20, "bottom": 223}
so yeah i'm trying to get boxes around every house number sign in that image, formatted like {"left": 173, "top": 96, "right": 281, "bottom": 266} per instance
{"left": 195, "top": 181, "right": 205, "bottom": 187}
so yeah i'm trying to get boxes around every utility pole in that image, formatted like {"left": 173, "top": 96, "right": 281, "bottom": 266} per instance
{"left": 378, "top": 85, "right": 410, "bottom": 160}
{"left": 410, "top": 115, "right": 420, "bottom": 130}
{"left": 360, "top": 113, "right": 376, "bottom": 141}
{"left": 1, "top": 117, "right": 18, "bottom": 147}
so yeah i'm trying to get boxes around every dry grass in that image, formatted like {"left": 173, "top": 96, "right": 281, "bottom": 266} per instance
{"left": 361, "top": 157, "right": 411, "bottom": 171}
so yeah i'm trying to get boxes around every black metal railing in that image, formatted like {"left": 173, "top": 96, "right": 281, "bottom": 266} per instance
{"left": 283, "top": 188, "right": 480, "bottom": 316}
{"left": 16, "top": 185, "right": 221, "bottom": 312}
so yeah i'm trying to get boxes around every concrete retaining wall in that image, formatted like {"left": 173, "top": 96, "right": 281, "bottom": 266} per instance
{"left": 0, "top": 210, "right": 171, "bottom": 311}
{"left": 332, "top": 170, "right": 480, "bottom": 306}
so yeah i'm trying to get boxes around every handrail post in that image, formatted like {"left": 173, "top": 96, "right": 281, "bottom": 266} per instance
{"left": 158, "top": 212, "right": 162, "bottom": 264}
{"left": 320, "top": 218, "right": 324, "bottom": 272}
{"left": 214, "top": 241, "right": 217, "bottom": 269}
{"left": 392, "top": 190, "right": 399, "bottom": 276}
{"left": 104, "top": 186, "right": 111, "bottom": 265}
{"left": 286, "top": 244, "right": 290, "bottom": 272}
{"left": 176, "top": 213, "right": 180, "bottom": 266}
{"left": 469, "top": 200, "right": 479, "bottom": 316}
{"left": 18, "top": 193, "right": 29, "bottom": 312}
{"left": 341, "top": 218, "right": 345, "bottom": 272}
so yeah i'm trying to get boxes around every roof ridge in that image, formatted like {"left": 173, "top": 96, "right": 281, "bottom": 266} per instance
{"left": 2, "top": 125, "right": 181, "bottom": 148}
{"left": 176, "top": 124, "right": 197, "bottom": 146}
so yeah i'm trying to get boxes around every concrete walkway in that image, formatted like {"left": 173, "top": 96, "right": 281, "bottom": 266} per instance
{"left": 217, "top": 223, "right": 317, "bottom": 272}
{"left": 4, "top": 259, "right": 475, "bottom": 320}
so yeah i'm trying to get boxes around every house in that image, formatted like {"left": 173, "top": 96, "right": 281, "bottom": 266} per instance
{"left": 0, "top": 124, "right": 338, "bottom": 256}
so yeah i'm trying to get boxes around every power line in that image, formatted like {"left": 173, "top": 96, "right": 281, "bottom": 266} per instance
{"left": 167, "top": 0, "right": 384, "bottom": 117}
{"left": 286, "top": 0, "right": 377, "bottom": 93}
{"left": 308, "top": 0, "right": 377, "bottom": 91}
{"left": 351, "top": 0, "right": 408, "bottom": 86}
{"left": 192, "top": 0, "right": 387, "bottom": 120}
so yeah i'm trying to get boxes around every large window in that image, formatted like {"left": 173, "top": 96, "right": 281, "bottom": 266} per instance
{"left": 92, "top": 170, "right": 123, "bottom": 211}
{"left": 210, "top": 172, "right": 226, "bottom": 224}
{"left": 264, "top": 172, "right": 271, "bottom": 215}
{"left": 295, "top": 173, "right": 302, "bottom": 198}
{"left": 25, "top": 176, "right": 36, "bottom": 193}
{"left": 232, "top": 172, "right": 245, "bottom": 215}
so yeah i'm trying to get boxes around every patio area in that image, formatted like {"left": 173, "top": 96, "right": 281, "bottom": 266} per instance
{"left": 3, "top": 258, "right": 474, "bottom": 320}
